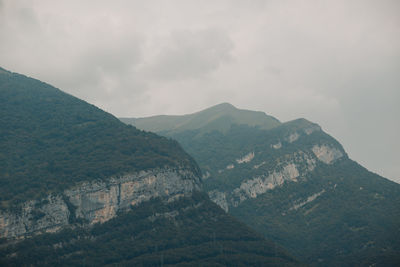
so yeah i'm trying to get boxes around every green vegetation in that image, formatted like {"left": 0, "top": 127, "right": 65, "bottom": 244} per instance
{"left": 169, "top": 121, "right": 343, "bottom": 192}
{"left": 231, "top": 160, "right": 400, "bottom": 266}
{"left": 123, "top": 106, "right": 400, "bottom": 266}
{"left": 0, "top": 68, "right": 304, "bottom": 266}
{"left": 0, "top": 192, "right": 300, "bottom": 266}
{"left": 0, "top": 68, "right": 199, "bottom": 209}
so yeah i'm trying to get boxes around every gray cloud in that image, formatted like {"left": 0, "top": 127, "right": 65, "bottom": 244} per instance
{"left": 144, "top": 29, "right": 233, "bottom": 81}
{"left": 0, "top": 0, "right": 399, "bottom": 182}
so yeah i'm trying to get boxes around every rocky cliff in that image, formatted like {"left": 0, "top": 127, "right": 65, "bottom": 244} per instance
{"left": 0, "top": 67, "right": 203, "bottom": 241}
{"left": 208, "top": 143, "right": 343, "bottom": 212}
{"left": 0, "top": 168, "right": 201, "bottom": 239}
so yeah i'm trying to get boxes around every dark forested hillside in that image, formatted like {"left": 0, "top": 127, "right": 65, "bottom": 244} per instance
{"left": 0, "top": 67, "right": 198, "bottom": 209}
{"left": 230, "top": 160, "right": 400, "bottom": 266}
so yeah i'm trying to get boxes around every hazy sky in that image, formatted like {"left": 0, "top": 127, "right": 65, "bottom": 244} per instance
{"left": 1, "top": 0, "right": 399, "bottom": 182}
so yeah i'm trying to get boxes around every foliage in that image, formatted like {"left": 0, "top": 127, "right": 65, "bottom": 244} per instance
{"left": 0, "top": 68, "right": 302, "bottom": 266}
{"left": 169, "top": 122, "right": 344, "bottom": 192}
{"left": 0, "top": 68, "right": 199, "bottom": 209}
{"left": 123, "top": 108, "right": 400, "bottom": 266}
{"left": 230, "top": 160, "right": 400, "bottom": 266}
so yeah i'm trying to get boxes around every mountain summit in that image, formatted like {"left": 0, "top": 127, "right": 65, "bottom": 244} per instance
{"left": 120, "top": 102, "right": 281, "bottom": 135}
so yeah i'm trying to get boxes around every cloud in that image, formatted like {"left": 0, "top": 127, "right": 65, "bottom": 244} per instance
{"left": 143, "top": 29, "right": 233, "bottom": 81}
{"left": 0, "top": 0, "right": 399, "bottom": 182}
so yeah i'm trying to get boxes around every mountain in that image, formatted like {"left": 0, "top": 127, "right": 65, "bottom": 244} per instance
{"left": 122, "top": 103, "right": 400, "bottom": 266}
{"left": 120, "top": 102, "right": 281, "bottom": 136}
{"left": 0, "top": 67, "right": 199, "bottom": 209}
{"left": 0, "top": 68, "right": 299, "bottom": 266}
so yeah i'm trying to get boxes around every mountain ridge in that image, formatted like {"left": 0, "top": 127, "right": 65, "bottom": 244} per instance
{"left": 0, "top": 68, "right": 201, "bottom": 209}
{"left": 120, "top": 102, "right": 281, "bottom": 135}
{"left": 0, "top": 67, "right": 300, "bottom": 266}
{"left": 122, "top": 103, "right": 400, "bottom": 266}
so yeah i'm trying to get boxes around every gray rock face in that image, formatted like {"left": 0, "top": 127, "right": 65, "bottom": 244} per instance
{"left": 208, "top": 190, "right": 228, "bottom": 212}
{"left": 0, "top": 196, "right": 70, "bottom": 239}
{"left": 233, "top": 163, "right": 301, "bottom": 202}
{"left": 0, "top": 168, "right": 200, "bottom": 239}
{"left": 208, "top": 143, "right": 344, "bottom": 212}
{"left": 289, "top": 189, "right": 326, "bottom": 211}
{"left": 286, "top": 132, "right": 300, "bottom": 143}
{"left": 312, "top": 144, "right": 343, "bottom": 164}
{"left": 208, "top": 151, "right": 317, "bottom": 212}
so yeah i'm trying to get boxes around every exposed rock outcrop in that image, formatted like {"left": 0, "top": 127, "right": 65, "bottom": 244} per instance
{"left": 312, "top": 144, "right": 343, "bottom": 164}
{"left": 226, "top": 164, "right": 235, "bottom": 170}
{"left": 208, "top": 190, "right": 228, "bottom": 212}
{"left": 286, "top": 132, "right": 300, "bottom": 143}
{"left": 209, "top": 152, "right": 318, "bottom": 211}
{"left": 253, "top": 161, "right": 266, "bottom": 169}
{"left": 236, "top": 152, "right": 255, "bottom": 164}
{"left": 289, "top": 189, "right": 326, "bottom": 211}
{"left": 0, "top": 168, "right": 200, "bottom": 239}
{"left": 272, "top": 142, "right": 282, "bottom": 149}
{"left": 230, "top": 157, "right": 315, "bottom": 207}
{"left": 207, "top": 137, "right": 345, "bottom": 212}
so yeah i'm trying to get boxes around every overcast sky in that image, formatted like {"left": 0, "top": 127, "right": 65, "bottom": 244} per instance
{"left": 1, "top": 0, "right": 399, "bottom": 183}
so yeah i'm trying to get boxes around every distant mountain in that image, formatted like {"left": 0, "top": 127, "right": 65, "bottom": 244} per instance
{"left": 120, "top": 102, "right": 280, "bottom": 136}
{"left": 0, "top": 68, "right": 299, "bottom": 266}
{"left": 123, "top": 103, "right": 400, "bottom": 266}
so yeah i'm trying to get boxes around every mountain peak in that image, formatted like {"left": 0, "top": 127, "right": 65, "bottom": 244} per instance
{"left": 204, "top": 102, "right": 236, "bottom": 111}
{"left": 121, "top": 103, "right": 281, "bottom": 135}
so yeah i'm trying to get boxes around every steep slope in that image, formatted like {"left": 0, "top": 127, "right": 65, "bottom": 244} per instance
{"left": 0, "top": 68, "right": 299, "bottom": 266}
{"left": 122, "top": 104, "right": 400, "bottom": 266}
{"left": 0, "top": 67, "right": 199, "bottom": 209}
{"left": 0, "top": 67, "right": 200, "bottom": 238}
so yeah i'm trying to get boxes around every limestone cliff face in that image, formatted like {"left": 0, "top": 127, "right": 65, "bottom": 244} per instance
{"left": 208, "top": 144, "right": 344, "bottom": 212}
{"left": 312, "top": 144, "right": 343, "bottom": 164}
{"left": 0, "top": 168, "right": 201, "bottom": 239}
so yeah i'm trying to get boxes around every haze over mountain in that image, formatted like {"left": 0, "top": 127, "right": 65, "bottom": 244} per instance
{"left": 122, "top": 103, "right": 400, "bottom": 266}
{"left": 0, "top": 68, "right": 299, "bottom": 266}
{"left": 2, "top": 0, "right": 399, "bottom": 184}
